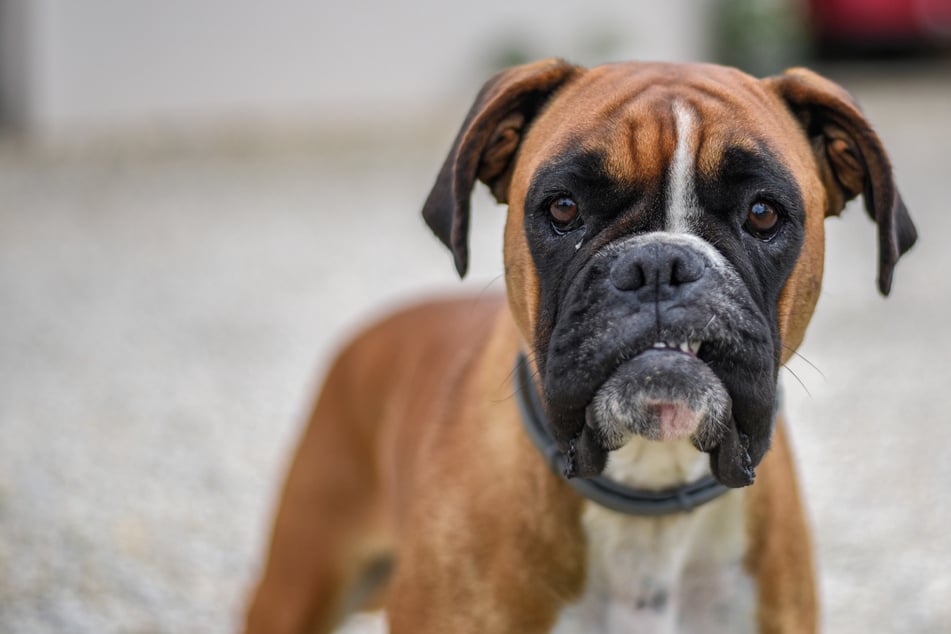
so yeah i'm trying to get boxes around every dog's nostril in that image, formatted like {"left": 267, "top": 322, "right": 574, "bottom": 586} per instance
{"left": 610, "top": 261, "right": 646, "bottom": 291}
{"left": 671, "top": 254, "right": 704, "bottom": 286}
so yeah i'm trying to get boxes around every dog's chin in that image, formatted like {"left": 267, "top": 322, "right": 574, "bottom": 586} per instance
{"left": 569, "top": 349, "right": 731, "bottom": 478}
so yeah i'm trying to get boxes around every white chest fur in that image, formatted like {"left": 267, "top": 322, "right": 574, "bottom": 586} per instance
{"left": 552, "top": 438, "right": 756, "bottom": 634}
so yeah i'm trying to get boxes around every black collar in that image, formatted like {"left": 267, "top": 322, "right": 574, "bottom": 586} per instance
{"left": 513, "top": 353, "right": 730, "bottom": 516}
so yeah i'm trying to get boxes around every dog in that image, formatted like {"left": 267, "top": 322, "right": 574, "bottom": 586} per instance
{"left": 244, "top": 59, "right": 917, "bottom": 633}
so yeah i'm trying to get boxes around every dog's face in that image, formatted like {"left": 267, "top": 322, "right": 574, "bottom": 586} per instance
{"left": 423, "top": 60, "right": 916, "bottom": 487}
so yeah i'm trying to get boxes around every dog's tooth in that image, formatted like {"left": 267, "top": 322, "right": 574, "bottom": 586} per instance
{"left": 652, "top": 342, "right": 666, "bottom": 349}
{"left": 689, "top": 340, "right": 702, "bottom": 355}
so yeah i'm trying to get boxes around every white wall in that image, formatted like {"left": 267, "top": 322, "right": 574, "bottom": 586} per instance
{"left": 1, "top": 0, "right": 715, "bottom": 139}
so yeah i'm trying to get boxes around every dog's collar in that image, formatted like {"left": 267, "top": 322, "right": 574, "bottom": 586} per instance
{"left": 514, "top": 353, "right": 731, "bottom": 516}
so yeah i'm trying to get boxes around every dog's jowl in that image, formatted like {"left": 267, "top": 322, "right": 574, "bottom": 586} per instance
{"left": 245, "top": 60, "right": 916, "bottom": 634}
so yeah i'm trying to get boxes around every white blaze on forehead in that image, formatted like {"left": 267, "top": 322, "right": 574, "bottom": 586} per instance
{"left": 666, "top": 101, "right": 701, "bottom": 234}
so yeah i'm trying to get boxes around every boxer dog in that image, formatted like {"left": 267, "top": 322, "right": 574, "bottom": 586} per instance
{"left": 245, "top": 59, "right": 916, "bottom": 633}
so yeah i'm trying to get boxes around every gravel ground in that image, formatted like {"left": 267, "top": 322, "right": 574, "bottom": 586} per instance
{"left": 1, "top": 65, "right": 949, "bottom": 633}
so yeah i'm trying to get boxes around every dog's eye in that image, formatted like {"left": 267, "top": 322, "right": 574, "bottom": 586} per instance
{"left": 549, "top": 197, "right": 583, "bottom": 234}
{"left": 744, "top": 201, "right": 781, "bottom": 240}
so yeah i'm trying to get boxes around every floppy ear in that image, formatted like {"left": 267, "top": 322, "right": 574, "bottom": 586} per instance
{"left": 422, "top": 58, "right": 582, "bottom": 277}
{"left": 763, "top": 67, "right": 917, "bottom": 295}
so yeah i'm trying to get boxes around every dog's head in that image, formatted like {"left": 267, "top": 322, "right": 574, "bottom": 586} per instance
{"left": 422, "top": 60, "right": 916, "bottom": 487}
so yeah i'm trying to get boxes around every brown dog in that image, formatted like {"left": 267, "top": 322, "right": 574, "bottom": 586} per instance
{"left": 244, "top": 59, "right": 916, "bottom": 633}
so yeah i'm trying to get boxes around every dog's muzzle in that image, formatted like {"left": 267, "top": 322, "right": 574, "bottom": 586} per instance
{"left": 542, "top": 233, "right": 778, "bottom": 488}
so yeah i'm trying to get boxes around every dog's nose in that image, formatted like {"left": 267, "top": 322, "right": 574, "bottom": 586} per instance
{"left": 609, "top": 242, "right": 706, "bottom": 297}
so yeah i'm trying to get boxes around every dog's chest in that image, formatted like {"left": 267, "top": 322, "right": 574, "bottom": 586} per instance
{"left": 553, "top": 446, "right": 756, "bottom": 634}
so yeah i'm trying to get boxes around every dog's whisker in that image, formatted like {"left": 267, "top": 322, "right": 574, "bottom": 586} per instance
{"left": 781, "top": 344, "right": 826, "bottom": 380}
{"left": 780, "top": 363, "right": 811, "bottom": 397}
{"left": 476, "top": 273, "right": 505, "bottom": 301}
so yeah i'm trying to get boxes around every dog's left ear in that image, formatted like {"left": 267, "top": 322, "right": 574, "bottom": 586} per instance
{"left": 764, "top": 68, "right": 917, "bottom": 295}
{"left": 422, "top": 58, "right": 582, "bottom": 277}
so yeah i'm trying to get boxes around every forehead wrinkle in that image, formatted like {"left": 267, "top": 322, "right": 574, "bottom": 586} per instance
{"left": 595, "top": 94, "right": 677, "bottom": 190}
{"left": 662, "top": 86, "right": 803, "bottom": 194}
{"left": 676, "top": 80, "right": 813, "bottom": 178}
{"left": 539, "top": 71, "right": 682, "bottom": 178}
{"left": 696, "top": 119, "right": 762, "bottom": 178}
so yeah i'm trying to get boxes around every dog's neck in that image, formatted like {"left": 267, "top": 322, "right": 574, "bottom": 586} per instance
{"left": 557, "top": 439, "right": 752, "bottom": 634}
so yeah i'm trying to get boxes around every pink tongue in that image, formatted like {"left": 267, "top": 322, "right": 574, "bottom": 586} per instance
{"left": 657, "top": 403, "right": 697, "bottom": 440}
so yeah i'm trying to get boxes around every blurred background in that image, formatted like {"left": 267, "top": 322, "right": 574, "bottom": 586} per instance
{"left": 1, "top": 1, "right": 949, "bottom": 632}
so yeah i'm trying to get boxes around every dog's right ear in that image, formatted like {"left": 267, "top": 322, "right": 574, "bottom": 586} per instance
{"left": 422, "top": 58, "right": 582, "bottom": 277}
